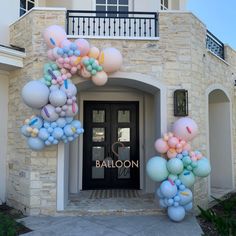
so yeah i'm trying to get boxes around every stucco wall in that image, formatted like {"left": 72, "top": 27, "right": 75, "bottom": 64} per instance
{"left": 7, "top": 9, "right": 236, "bottom": 215}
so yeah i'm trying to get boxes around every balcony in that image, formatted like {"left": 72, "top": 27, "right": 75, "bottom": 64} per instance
{"left": 66, "top": 10, "right": 159, "bottom": 39}
{"left": 206, "top": 30, "right": 225, "bottom": 60}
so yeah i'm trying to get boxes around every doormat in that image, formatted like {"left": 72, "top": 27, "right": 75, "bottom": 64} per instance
{"left": 89, "top": 189, "right": 140, "bottom": 199}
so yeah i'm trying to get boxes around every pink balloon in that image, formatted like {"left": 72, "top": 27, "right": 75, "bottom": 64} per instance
{"left": 167, "top": 149, "right": 177, "bottom": 159}
{"left": 92, "top": 71, "right": 108, "bottom": 86}
{"left": 172, "top": 118, "right": 198, "bottom": 141}
{"left": 154, "top": 139, "right": 169, "bottom": 154}
{"left": 70, "top": 67, "right": 77, "bottom": 74}
{"left": 89, "top": 47, "right": 100, "bottom": 59}
{"left": 60, "top": 39, "right": 71, "bottom": 48}
{"left": 47, "top": 50, "right": 56, "bottom": 60}
{"left": 74, "top": 39, "right": 90, "bottom": 56}
{"left": 57, "top": 57, "right": 64, "bottom": 64}
{"left": 168, "top": 137, "right": 179, "bottom": 148}
{"left": 99, "top": 47, "right": 123, "bottom": 73}
{"left": 43, "top": 25, "right": 67, "bottom": 48}
{"left": 80, "top": 66, "right": 91, "bottom": 78}
{"left": 69, "top": 56, "right": 78, "bottom": 65}
{"left": 183, "top": 143, "right": 191, "bottom": 151}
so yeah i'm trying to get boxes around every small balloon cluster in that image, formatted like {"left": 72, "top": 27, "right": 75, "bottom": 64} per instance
{"left": 44, "top": 25, "right": 123, "bottom": 86}
{"left": 146, "top": 118, "right": 211, "bottom": 222}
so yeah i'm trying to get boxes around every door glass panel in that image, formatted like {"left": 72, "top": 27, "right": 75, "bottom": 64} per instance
{"left": 93, "top": 128, "right": 105, "bottom": 142}
{"left": 93, "top": 110, "right": 105, "bottom": 123}
{"left": 118, "top": 110, "right": 130, "bottom": 123}
{"left": 92, "top": 166, "right": 104, "bottom": 179}
{"left": 92, "top": 146, "right": 104, "bottom": 161}
{"left": 118, "top": 128, "right": 130, "bottom": 142}
{"left": 118, "top": 146, "right": 130, "bottom": 161}
{"left": 118, "top": 146, "right": 130, "bottom": 179}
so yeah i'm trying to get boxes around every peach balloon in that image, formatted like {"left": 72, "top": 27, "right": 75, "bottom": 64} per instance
{"left": 80, "top": 66, "right": 91, "bottom": 78}
{"left": 176, "top": 148, "right": 183, "bottom": 154}
{"left": 168, "top": 137, "right": 179, "bottom": 148}
{"left": 92, "top": 71, "right": 108, "bottom": 86}
{"left": 172, "top": 117, "right": 198, "bottom": 141}
{"left": 47, "top": 49, "right": 55, "bottom": 60}
{"left": 43, "top": 25, "right": 67, "bottom": 48}
{"left": 74, "top": 39, "right": 90, "bottom": 56}
{"left": 163, "top": 134, "right": 169, "bottom": 141}
{"left": 167, "top": 149, "right": 177, "bottom": 159}
{"left": 154, "top": 138, "right": 169, "bottom": 154}
{"left": 99, "top": 47, "right": 123, "bottom": 73}
{"left": 89, "top": 47, "right": 100, "bottom": 59}
{"left": 183, "top": 143, "right": 191, "bottom": 151}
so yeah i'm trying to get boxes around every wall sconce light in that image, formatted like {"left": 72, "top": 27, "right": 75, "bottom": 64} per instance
{"left": 174, "top": 89, "right": 188, "bottom": 117}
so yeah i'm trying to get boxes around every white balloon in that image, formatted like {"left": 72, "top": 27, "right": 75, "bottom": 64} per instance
{"left": 65, "top": 103, "right": 78, "bottom": 117}
{"left": 49, "top": 90, "right": 67, "bottom": 107}
{"left": 60, "top": 82, "right": 77, "bottom": 97}
{"left": 41, "top": 104, "right": 59, "bottom": 122}
{"left": 22, "top": 81, "right": 49, "bottom": 109}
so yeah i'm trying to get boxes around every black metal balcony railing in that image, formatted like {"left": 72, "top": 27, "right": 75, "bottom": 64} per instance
{"left": 66, "top": 10, "right": 159, "bottom": 38}
{"left": 206, "top": 30, "right": 224, "bottom": 59}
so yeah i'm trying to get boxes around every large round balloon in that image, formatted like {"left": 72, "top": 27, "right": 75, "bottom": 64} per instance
{"left": 41, "top": 104, "right": 59, "bottom": 122}
{"left": 38, "top": 128, "right": 50, "bottom": 141}
{"left": 99, "top": 47, "right": 123, "bottom": 73}
{"left": 49, "top": 90, "right": 67, "bottom": 107}
{"left": 74, "top": 39, "right": 90, "bottom": 56}
{"left": 22, "top": 81, "right": 49, "bottom": 109}
{"left": 193, "top": 158, "right": 211, "bottom": 177}
{"left": 172, "top": 117, "right": 198, "bottom": 141}
{"left": 91, "top": 71, "right": 108, "bottom": 86}
{"left": 27, "top": 137, "right": 45, "bottom": 151}
{"left": 43, "top": 25, "right": 67, "bottom": 48}
{"left": 154, "top": 138, "right": 169, "bottom": 154}
{"left": 178, "top": 188, "right": 193, "bottom": 205}
{"left": 179, "top": 170, "right": 195, "bottom": 188}
{"left": 167, "top": 158, "right": 183, "bottom": 175}
{"left": 146, "top": 156, "right": 169, "bottom": 182}
{"left": 167, "top": 206, "right": 186, "bottom": 222}
{"left": 160, "top": 180, "right": 177, "bottom": 198}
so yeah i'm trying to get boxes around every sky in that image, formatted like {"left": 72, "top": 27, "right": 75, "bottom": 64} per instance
{"left": 187, "top": 0, "right": 236, "bottom": 50}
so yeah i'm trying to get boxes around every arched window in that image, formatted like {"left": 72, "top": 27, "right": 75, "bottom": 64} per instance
{"left": 20, "top": 0, "right": 36, "bottom": 16}
{"left": 96, "top": 0, "right": 129, "bottom": 17}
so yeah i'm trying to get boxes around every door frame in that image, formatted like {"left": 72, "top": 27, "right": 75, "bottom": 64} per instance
{"left": 78, "top": 89, "right": 144, "bottom": 191}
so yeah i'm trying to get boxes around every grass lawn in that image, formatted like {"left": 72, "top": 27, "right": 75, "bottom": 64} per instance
{"left": 0, "top": 204, "right": 31, "bottom": 236}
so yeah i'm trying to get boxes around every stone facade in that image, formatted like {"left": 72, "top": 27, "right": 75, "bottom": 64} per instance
{"left": 7, "top": 9, "right": 236, "bottom": 215}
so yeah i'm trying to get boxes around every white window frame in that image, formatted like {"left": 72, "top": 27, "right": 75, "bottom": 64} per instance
{"left": 94, "top": 0, "right": 130, "bottom": 15}
{"left": 160, "top": 0, "right": 171, "bottom": 11}
{"left": 20, "top": 0, "right": 37, "bottom": 16}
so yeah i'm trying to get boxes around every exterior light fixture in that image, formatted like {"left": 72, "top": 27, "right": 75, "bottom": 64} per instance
{"left": 174, "top": 89, "right": 188, "bottom": 117}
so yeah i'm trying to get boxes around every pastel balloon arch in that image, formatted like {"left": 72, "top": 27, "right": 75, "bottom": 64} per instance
{"left": 21, "top": 25, "right": 123, "bottom": 150}
{"left": 146, "top": 117, "right": 211, "bottom": 222}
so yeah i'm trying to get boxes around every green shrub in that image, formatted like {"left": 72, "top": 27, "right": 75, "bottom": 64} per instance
{"left": 0, "top": 212, "right": 19, "bottom": 236}
{"left": 198, "top": 196, "right": 236, "bottom": 236}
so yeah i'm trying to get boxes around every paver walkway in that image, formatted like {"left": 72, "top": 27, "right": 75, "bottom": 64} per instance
{"left": 19, "top": 214, "right": 203, "bottom": 236}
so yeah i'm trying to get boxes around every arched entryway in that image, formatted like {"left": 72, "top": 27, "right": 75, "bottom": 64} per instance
{"left": 57, "top": 72, "right": 167, "bottom": 210}
{"left": 208, "top": 87, "right": 233, "bottom": 198}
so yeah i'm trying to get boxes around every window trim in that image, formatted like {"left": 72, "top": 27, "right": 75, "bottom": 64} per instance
{"left": 20, "top": 0, "right": 38, "bottom": 17}
{"left": 160, "top": 0, "right": 171, "bottom": 11}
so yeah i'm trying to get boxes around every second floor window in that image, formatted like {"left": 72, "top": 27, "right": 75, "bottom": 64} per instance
{"left": 20, "top": 0, "right": 35, "bottom": 16}
{"left": 96, "top": 0, "right": 129, "bottom": 17}
{"left": 160, "top": 0, "right": 169, "bottom": 10}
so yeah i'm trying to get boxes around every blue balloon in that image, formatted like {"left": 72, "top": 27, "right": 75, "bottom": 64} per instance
{"left": 63, "top": 46, "right": 69, "bottom": 53}
{"left": 57, "top": 48, "right": 64, "bottom": 55}
{"left": 48, "top": 136, "right": 54, "bottom": 142}
{"left": 47, "top": 127, "right": 54, "bottom": 134}
{"left": 38, "top": 128, "right": 50, "bottom": 141}
{"left": 74, "top": 50, "right": 80, "bottom": 56}
{"left": 27, "top": 137, "right": 45, "bottom": 151}
{"left": 68, "top": 136, "right": 74, "bottom": 142}
{"left": 68, "top": 50, "right": 74, "bottom": 56}
{"left": 51, "top": 122, "right": 57, "bottom": 128}
{"left": 184, "top": 202, "right": 193, "bottom": 212}
{"left": 71, "top": 120, "right": 82, "bottom": 129}
{"left": 168, "top": 199, "right": 174, "bottom": 206}
{"left": 160, "top": 180, "right": 177, "bottom": 198}
{"left": 53, "top": 139, "right": 59, "bottom": 145}
{"left": 77, "top": 128, "right": 84, "bottom": 134}
{"left": 64, "top": 124, "right": 73, "bottom": 136}
{"left": 167, "top": 206, "right": 186, "bottom": 222}
{"left": 61, "top": 135, "right": 67, "bottom": 140}
{"left": 174, "top": 202, "right": 179, "bottom": 207}
{"left": 178, "top": 188, "right": 193, "bottom": 206}
{"left": 65, "top": 117, "right": 73, "bottom": 123}
{"left": 159, "top": 199, "right": 167, "bottom": 208}
{"left": 156, "top": 188, "right": 164, "bottom": 198}
{"left": 56, "top": 118, "right": 67, "bottom": 128}
{"left": 70, "top": 43, "right": 77, "bottom": 51}
{"left": 179, "top": 184, "right": 186, "bottom": 191}
{"left": 29, "top": 116, "right": 43, "bottom": 129}
{"left": 44, "top": 122, "right": 50, "bottom": 128}
{"left": 52, "top": 127, "right": 64, "bottom": 139}
{"left": 21, "top": 125, "right": 30, "bottom": 137}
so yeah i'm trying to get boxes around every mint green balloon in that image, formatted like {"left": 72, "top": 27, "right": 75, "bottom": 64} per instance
{"left": 167, "top": 158, "right": 184, "bottom": 175}
{"left": 146, "top": 156, "right": 169, "bottom": 182}
{"left": 179, "top": 170, "right": 195, "bottom": 188}
{"left": 168, "top": 174, "right": 178, "bottom": 181}
{"left": 193, "top": 158, "right": 211, "bottom": 177}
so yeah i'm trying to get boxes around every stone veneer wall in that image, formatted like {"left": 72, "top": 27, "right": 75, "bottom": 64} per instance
{"left": 7, "top": 9, "right": 236, "bottom": 215}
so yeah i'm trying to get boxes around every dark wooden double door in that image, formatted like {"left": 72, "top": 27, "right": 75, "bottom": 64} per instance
{"left": 83, "top": 101, "right": 139, "bottom": 190}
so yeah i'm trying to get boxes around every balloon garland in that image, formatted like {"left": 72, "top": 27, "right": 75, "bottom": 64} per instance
{"left": 146, "top": 118, "right": 211, "bottom": 222}
{"left": 21, "top": 25, "right": 123, "bottom": 150}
